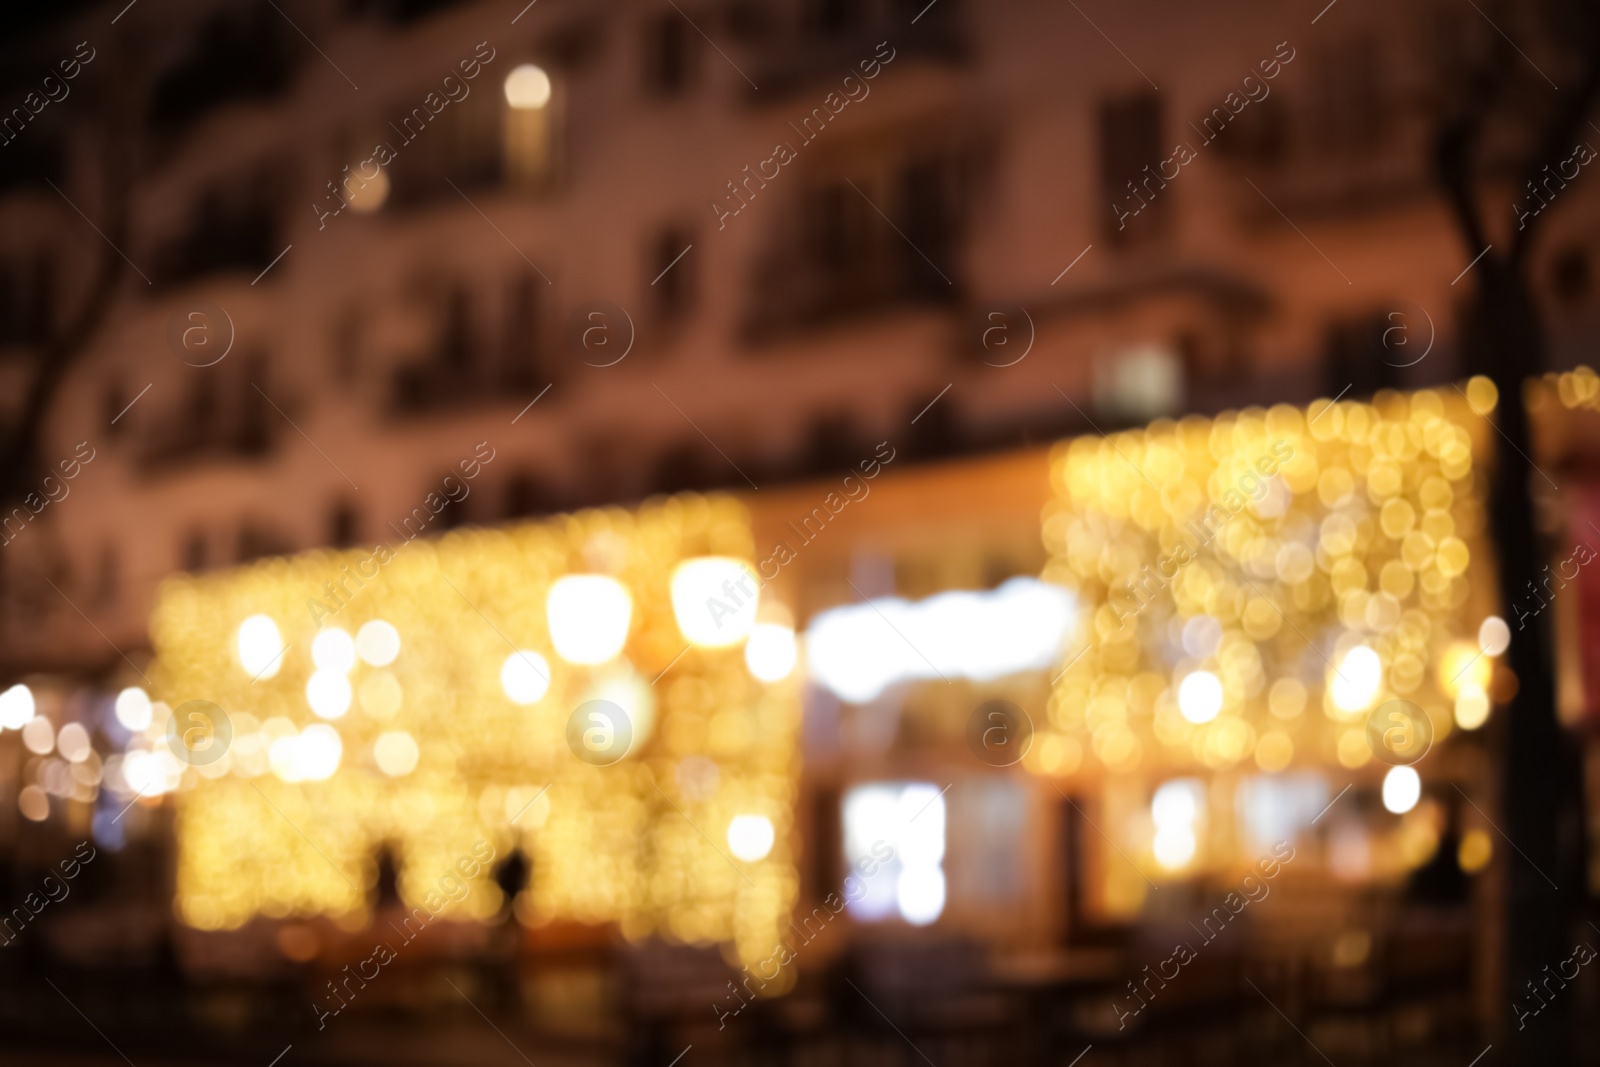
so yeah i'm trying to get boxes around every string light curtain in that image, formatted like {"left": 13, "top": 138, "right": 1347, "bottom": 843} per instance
{"left": 1035, "top": 384, "right": 1499, "bottom": 783}
{"left": 150, "top": 494, "right": 800, "bottom": 971}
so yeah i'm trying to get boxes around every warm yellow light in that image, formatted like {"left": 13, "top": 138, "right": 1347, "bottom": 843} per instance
{"left": 358, "top": 671, "right": 402, "bottom": 719}
{"left": 1459, "top": 828, "right": 1492, "bottom": 871}
{"left": 1382, "top": 765, "right": 1421, "bottom": 814}
{"left": 1045, "top": 390, "right": 1490, "bottom": 779}
{"left": 1254, "top": 731, "right": 1294, "bottom": 772}
{"left": 346, "top": 168, "right": 389, "bottom": 213}
{"left": 268, "top": 734, "right": 303, "bottom": 783}
{"left": 115, "top": 687, "right": 153, "bottom": 731}
{"left": 1454, "top": 685, "right": 1491, "bottom": 729}
{"left": 154, "top": 493, "right": 798, "bottom": 969}
{"left": 1464, "top": 375, "right": 1498, "bottom": 412}
{"left": 373, "top": 731, "right": 419, "bottom": 777}
{"left": 0, "top": 684, "right": 33, "bottom": 730}
{"left": 744, "top": 622, "right": 797, "bottom": 681}
{"left": 672, "top": 557, "right": 760, "bottom": 647}
{"left": 1178, "top": 671, "right": 1223, "bottom": 724}
{"left": 500, "top": 651, "right": 552, "bottom": 705}
{"left": 312, "top": 627, "right": 356, "bottom": 674}
{"left": 1331, "top": 646, "right": 1382, "bottom": 712}
{"left": 57, "top": 722, "right": 91, "bottom": 763}
{"left": 121, "top": 749, "right": 161, "bottom": 796}
{"left": 1477, "top": 616, "right": 1510, "bottom": 657}
{"left": 503, "top": 63, "right": 551, "bottom": 108}
{"left": 297, "top": 724, "right": 343, "bottom": 781}
{"left": 237, "top": 615, "right": 285, "bottom": 679}
{"left": 726, "top": 814, "right": 775, "bottom": 862}
{"left": 305, "top": 670, "right": 352, "bottom": 720}
{"left": 1153, "top": 825, "right": 1196, "bottom": 869}
{"left": 582, "top": 668, "right": 655, "bottom": 756}
{"left": 546, "top": 575, "right": 632, "bottom": 664}
{"left": 356, "top": 620, "right": 401, "bottom": 666}
{"left": 1440, "top": 640, "right": 1491, "bottom": 696}
{"left": 21, "top": 717, "right": 53, "bottom": 755}
{"left": 18, "top": 785, "right": 47, "bottom": 822}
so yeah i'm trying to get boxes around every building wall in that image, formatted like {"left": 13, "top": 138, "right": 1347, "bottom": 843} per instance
{"left": 0, "top": 0, "right": 1595, "bottom": 677}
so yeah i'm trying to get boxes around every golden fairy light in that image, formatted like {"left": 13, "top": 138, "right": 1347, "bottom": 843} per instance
{"left": 149, "top": 493, "right": 800, "bottom": 970}
{"left": 1038, "top": 385, "right": 1496, "bottom": 779}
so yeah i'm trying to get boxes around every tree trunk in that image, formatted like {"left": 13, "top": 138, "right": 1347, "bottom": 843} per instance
{"left": 1469, "top": 257, "right": 1582, "bottom": 1062}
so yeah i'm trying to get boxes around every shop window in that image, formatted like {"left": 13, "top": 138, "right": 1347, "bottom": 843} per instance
{"left": 842, "top": 781, "right": 946, "bottom": 925}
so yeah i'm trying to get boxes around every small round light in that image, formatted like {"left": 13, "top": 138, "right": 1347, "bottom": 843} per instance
{"left": 744, "top": 623, "right": 797, "bottom": 682}
{"left": 1178, "top": 671, "right": 1223, "bottom": 724}
{"left": 298, "top": 725, "right": 343, "bottom": 781}
{"left": 1455, "top": 686, "right": 1491, "bottom": 730}
{"left": 268, "top": 735, "right": 303, "bottom": 783}
{"left": 1153, "top": 825, "right": 1197, "bottom": 870}
{"left": 18, "top": 785, "right": 48, "bottom": 822}
{"left": 21, "top": 717, "right": 54, "bottom": 755}
{"left": 373, "top": 731, "right": 419, "bottom": 777}
{"left": 1459, "top": 828, "right": 1492, "bottom": 872}
{"left": 1332, "top": 646, "right": 1383, "bottom": 712}
{"left": 1382, "top": 765, "right": 1421, "bottom": 814}
{"left": 727, "top": 814, "right": 775, "bottom": 862}
{"left": 57, "top": 722, "right": 91, "bottom": 763}
{"left": 115, "top": 687, "right": 153, "bottom": 731}
{"left": 120, "top": 750, "right": 161, "bottom": 796}
{"left": 356, "top": 620, "right": 401, "bottom": 667}
{"left": 346, "top": 168, "right": 389, "bottom": 214}
{"left": 312, "top": 628, "right": 356, "bottom": 673}
{"left": 1478, "top": 616, "right": 1510, "bottom": 657}
{"left": 896, "top": 867, "right": 946, "bottom": 926}
{"left": 671, "top": 557, "right": 761, "bottom": 648}
{"left": 1151, "top": 779, "right": 1199, "bottom": 827}
{"left": 0, "top": 684, "right": 35, "bottom": 730}
{"left": 306, "top": 671, "right": 353, "bottom": 720}
{"left": 504, "top": 63, "right": 552, "bottom": 108}
{"left": 501, "top": 651, "right": 552, "bottom": 705}
{"left": 237, "top": 615, "right": 285, "bottom": 679}
{"left": 546, "top": 575, "right": 632, "bottom": 665}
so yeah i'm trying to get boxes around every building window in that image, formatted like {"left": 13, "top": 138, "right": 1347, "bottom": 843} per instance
{"left": 329, "top": 501, "right": 360, "bottom": 548}
{"left": 105, "top": 382, "right": 128, "bottom": 436}
{"left": 1309, "top": 38, "right": 1385, "bottom": 153}
{"left": 501, "top": 271, "right": 545, "bottom": 389}
{"left": 503, "top": 63, "right": 558, "bottom": 191}
{"left": 897, "top": 159, "right": 957, "bottom": 297}
{"left": 237, "top": 521, "right": 290, "bottom": 563}
{"left": 650, "top": 226, "right": 694, "bottom": 320}
{"left": 808, "top": 182, "right": 870, "bottom": 280}
{"left": 93, "top": 545, "right": 119, "bottom": 607}
{"left": 183, "top": 529, "right": 208, "bottom": 572}
{"left": 435, "top": 474, "right": 469, "bottom": 531}
{"left": 807, "top": 0, "right": 859, "bottom": 36}
{"left": 1099, "top": 93, "right": 1164, "bottom": 240}
{"left": 333, "top": 306, "right": 362, "bottom": 385}
{"left": 504, "top": 471, "right": 554, "bottom": 519}
{"left": 643, "top": 13, "right": 692, "bottom": 96}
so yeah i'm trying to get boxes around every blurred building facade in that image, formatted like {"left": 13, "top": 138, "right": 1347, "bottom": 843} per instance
{"left": 2, "top": 0, "right": 1600, "bottom": 1063}
{"left": 11, "top": 0, "right": 1600, "bottom": 670}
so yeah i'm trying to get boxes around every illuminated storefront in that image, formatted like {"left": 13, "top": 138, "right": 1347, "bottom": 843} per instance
{"left": 147, "top": 495, "right": 802, "bottom": 974}
{"left": 130, "top": 380, "right": 1552, "bottom": 973}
